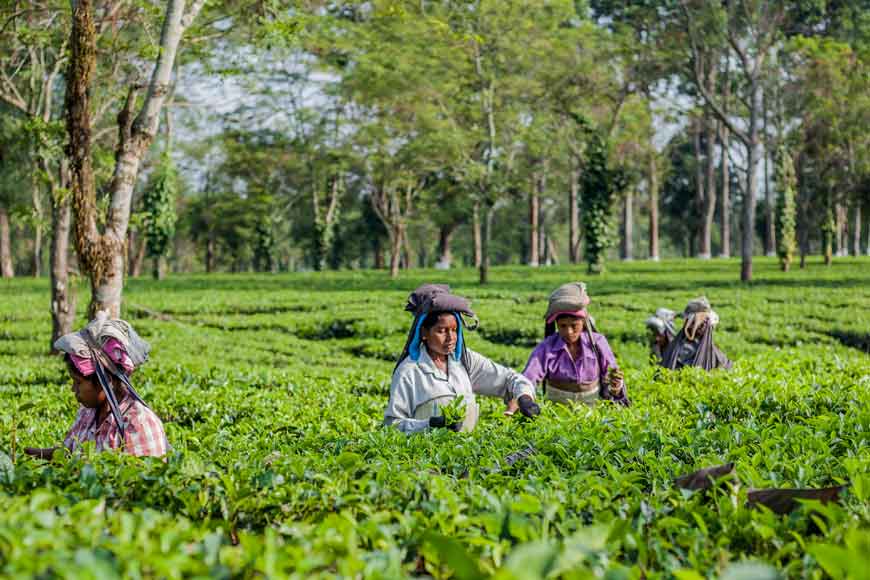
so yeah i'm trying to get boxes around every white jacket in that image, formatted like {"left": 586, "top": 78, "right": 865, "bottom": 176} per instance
{"left": 384, "top": 345, "right": 535, "bottom": 433}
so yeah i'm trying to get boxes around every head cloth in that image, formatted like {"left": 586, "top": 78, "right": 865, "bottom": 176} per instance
{"left": 394, "top": 284, "right": 477, "bottom": 372}
{"left": 544, "top": 282, "right": 591, "bottom": 323}
{"left": 54, "top": 311, "right": 152, "bottom": 441}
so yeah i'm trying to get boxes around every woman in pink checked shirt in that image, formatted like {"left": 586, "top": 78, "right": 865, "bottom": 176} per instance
{"left": 25, "top": 313, "right": 168, "bottom": 459}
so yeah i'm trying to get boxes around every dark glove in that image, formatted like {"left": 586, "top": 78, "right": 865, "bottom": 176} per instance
{"left": 429, "top": 416, "right": 462, "bottom": 431}
{"left": 517, "top": 395, "right": 540, "bottom": 418}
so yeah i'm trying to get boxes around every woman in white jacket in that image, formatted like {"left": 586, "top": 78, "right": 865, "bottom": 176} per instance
{"left": 383, "top": 284, "right": 539, "bottom": 434}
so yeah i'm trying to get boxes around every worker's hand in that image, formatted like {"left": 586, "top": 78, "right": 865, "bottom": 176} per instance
{"left": 517, "top": 395, "right": 540, "bottom": 419}
{"left": 608, "top": 368, "right": 625, "bottom": 395}
{"left": 429, "top": 416, "right": 462, "bottom": 432}
{"left": 503, "top": 398, "right": 520, "bottom": 416}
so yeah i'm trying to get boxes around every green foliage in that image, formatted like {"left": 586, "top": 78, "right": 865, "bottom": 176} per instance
{"left": 1, "top": 260, "right": 868, "bottom": 576}
{"left": 786, "top": 35, "right": 870, "bottom": 256}
{"left": 440, "top": 395, "right": 466, "bottom": 426}
{"left": 183, "top": 189, "right": 283, "bottom": 273}
{"left": 776, "top": 148, "right": 798, "bottom": 271}
{"left": 142, "top": 152, "right": 179, "bottom": 261}
{"left": 581, "top": 132, "right": 623, "bottom": 274}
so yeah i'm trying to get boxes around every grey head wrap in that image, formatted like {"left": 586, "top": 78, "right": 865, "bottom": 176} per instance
{"left": 54, "top": 311, "right": 151, "bottom": 371}
{"left": 54, "top": 311, "right": 152, "bottom": 442}
{"left": 395, "top": 284, "right": 477, "bottom": 372}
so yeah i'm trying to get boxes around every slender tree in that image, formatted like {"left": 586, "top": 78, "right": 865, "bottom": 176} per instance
{"left": 681, "top": 0, "right": 785, "bottom": 281}
{"left": 648, "top": 152, "right": 661, "bottom": 261}
{"left": 719, "top": 59, "right": 732, "bottom": 259}
{"left": 66, "top": 0, "right": 205, "bottom": 316}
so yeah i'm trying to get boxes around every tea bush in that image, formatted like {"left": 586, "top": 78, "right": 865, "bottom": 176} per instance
{"left": 1, "top": 257, "right": 868, "bottom": 578}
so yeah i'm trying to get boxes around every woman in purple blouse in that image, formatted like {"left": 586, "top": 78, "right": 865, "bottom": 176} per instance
{"left": 518, "top": 282, "right": 629, "bottom": 407}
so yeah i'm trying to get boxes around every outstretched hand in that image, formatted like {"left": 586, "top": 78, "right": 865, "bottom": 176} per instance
{"left": 504, "top": 396, "right": 540, "bottom": 418}
{"left": 517, "top": 395, "right": 540, "bottom": 418}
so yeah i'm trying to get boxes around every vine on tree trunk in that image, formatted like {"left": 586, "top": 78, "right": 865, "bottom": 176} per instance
{"left": 143, "top": 151, "right": 178, "bottom": 268}
{"left": 581, "top": 131, "right": 624, "bottom": 274}
{"left": 776, "top": 147, "right": 797, "bottom": 272}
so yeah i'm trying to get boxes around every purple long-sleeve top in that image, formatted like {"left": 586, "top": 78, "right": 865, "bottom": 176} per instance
{"left": 522, "top": 332, "right": 629, "bottom": 405}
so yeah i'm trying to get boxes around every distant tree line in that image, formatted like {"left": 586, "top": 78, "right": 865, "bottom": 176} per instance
{"left": 1, "top": 1, "right": 868, "bottom": 343}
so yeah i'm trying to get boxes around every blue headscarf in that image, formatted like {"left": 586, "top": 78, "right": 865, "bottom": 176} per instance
{"left": 408, "top": 312, "right": 464, "bottom": 362}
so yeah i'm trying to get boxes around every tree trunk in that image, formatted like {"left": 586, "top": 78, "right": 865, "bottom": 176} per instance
{"left": 798, "top": 202, "right": 809, "bottom": 269}
{"left": 866, "top": 210, "right": 870, "bottom": 256}
{"left": 402, "top": 229, "right": 414, "bottom": 269}
{"left": 536, "top": 174, "right": 547, "bottom": 264}
{"left": 388, "top": 224, "right": 403, "bottom": 278}
{"left": 823, "top": 197, "right": 834, "bottom": 266}
{"left": 546, "top": 237, "right": 560, "bottom": 266}
{"left": 763, "top": 92, "right": 775, "bottom": 257}
{"left": 700, "top": 110, "right": 716, "bottom": 259}
{"left": 541, "top": 230, "right": 548, "bottom": 265}
{"left": 205, "top": 234, "right": 215, "bottom": 273}
{"left": 133, "top": 240, "right": 146, "bottom": 277}
{"left": 853, "top": 203, "right": 862, "bottom": 256}
{"left": 478, "top": 203, "right": 492, "bottom": 285}
{"left": 50, "top": 195, "right": 76, "bottom": 348}
{"left": 66, "top": 0, "right": 201, "bottom": 318}
{"left": 436, "top": 223, "right": 456, "bottom": 269}
{"left": 33, "top": 223, "right": 43, "bottom": 277}
{"left": 741, "top": 78, "right": 762, "bottom": 282}
{"left": 129, "top": 231, "right": 147, "bottom": 277}
{"left": 569, "top": 164, "right": 580, "bottom": 263}
{"left": 372, "top": 236, "right": 384, "bottom": 270}
{"left": 688, "top": 226, "right": 696, "bottom": 258}
{"left": 836, "top": 203, "right": 848, "bottom": 256}
{"left": 30, "top": 172, "right": 45, "bottom": 277}
{"left": 795, "top": 153, "right": 808, "bottom": 269}
{"left": 126, "top": 229, "right": 135, "bottom": 274}
{"left": 529, "top": 180, "right": 540, "bottom": 267}
{"left": 66, "top": 0, "right": 113, "bottom": 316}
{"left": 0, "top": 206, "right": 12, "bottom": 277}
{"left": 692, "top": 116, "right": 706, "bottom": 257}
{"left": 699, "top": 64, "right": 717, "bottom": 259}
{"left": 719, "top": 60, "right": 732, "bottom": 259}
{"left": 538, "top": 209, "right": 546, "bottom": 265}
{"left": 152, "top": 256, "right": 164, "bottom": 280}
{"left": 621, "top": 191, "right": 633, "bottom": 260}
{"left": 719, "top": 121, "right": 731, "bottom": 258}
{"left": 313, "top": 175, "right": 342, "bottom": 271}
{"left": 824, "top": 224, "right": 833, "bottom": 265}
{"left": 649, "top": 155, "right": 659, "bottom": 261}
{"left": 472, "top": 201, "right": 482, "bottom": 268}
{"left": 866, "top": 209, "right": 870, "bottom": 256}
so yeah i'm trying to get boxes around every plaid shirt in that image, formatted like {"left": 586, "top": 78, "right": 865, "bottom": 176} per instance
{"left": 64, "top": 398, "right": 168, "bottom": 457}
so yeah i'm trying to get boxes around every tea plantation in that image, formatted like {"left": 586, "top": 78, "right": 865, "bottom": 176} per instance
{"left": 1, "top": 257, "right": 869, "bottom": 578}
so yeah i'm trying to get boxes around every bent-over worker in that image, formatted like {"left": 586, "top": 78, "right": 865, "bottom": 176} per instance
{"left": 25, "top": 312, "right": 168, "bottom": 459}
